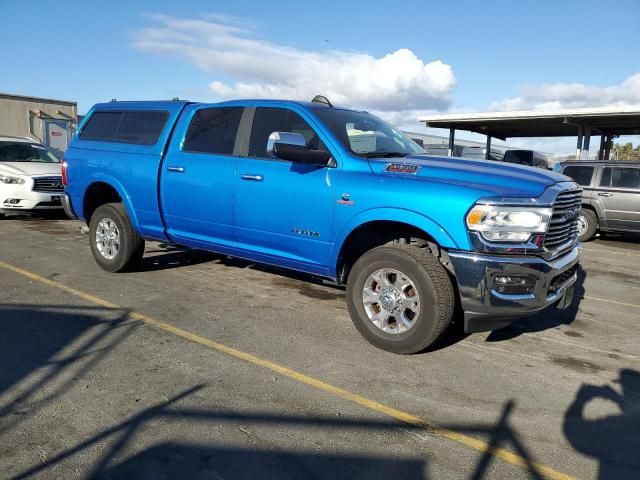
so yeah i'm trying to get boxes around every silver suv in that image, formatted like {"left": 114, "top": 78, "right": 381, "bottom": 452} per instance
{"left": 556, "top": 161, "right": 640, "bottom": 241}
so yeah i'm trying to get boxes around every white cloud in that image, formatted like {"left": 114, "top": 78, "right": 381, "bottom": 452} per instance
{"left": 133, "top": 14, "right": 456, "bottom": 112}
{"left": 490, "top": 73, "right": 640, "bottom": 111}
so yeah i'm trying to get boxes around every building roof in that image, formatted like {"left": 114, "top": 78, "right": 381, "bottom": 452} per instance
{"left": 0, "top": 92, "right": 77, "bottom": 107}
{"left": 419, "top": 106, "right": 640, "bottom": 140}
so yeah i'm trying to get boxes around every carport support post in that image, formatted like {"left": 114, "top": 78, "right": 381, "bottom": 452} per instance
{"left": 448, "top": 128, "right": 455, "bottom": 156}
{"left": 485, "top": 135, "right": 492, "bottom": 160}
{"left": 604, "top": 135, "right": 613, "bottom": 160}
{"left": 575, "top": 126, "right": 583, "bottom": 160}
{"left": 598, "top": 135, "right": 605, "bottom": 160}
{"left": 581, "top": 127, "right": 591, "bottom": 160}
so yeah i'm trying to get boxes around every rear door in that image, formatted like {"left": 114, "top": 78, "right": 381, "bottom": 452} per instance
{"left": 160, "top": 106, "right": 244, "bottom": 247}
{"left": 234, "top": 106, "right": 338, "bottom": 272}
{"left": 596, "top": 166, "right": 640, "bottom": 232}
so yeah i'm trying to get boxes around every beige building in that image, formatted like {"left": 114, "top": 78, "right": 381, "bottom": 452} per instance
{"left": 0, "top": 93, "right": 78, "bottom": 157}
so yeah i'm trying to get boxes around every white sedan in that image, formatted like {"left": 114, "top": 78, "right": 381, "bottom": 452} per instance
{"left": 0, "top": 136, "right": 65, "bottom": 217}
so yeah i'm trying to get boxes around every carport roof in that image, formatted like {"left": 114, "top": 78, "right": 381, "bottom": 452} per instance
{"left": 419, "top": 106, "right": 640, "bottom": 140}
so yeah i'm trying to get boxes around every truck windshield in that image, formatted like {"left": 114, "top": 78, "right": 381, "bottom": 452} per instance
{"left": 313, "top": 108, "right": 424, "bottom": 158}
{"left": 0, "top": 142, "right": 60, "bottom": 163}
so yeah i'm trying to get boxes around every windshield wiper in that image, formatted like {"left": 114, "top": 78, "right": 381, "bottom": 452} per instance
{"left": 361, "top": 151, "right": 410, "bottom": 158}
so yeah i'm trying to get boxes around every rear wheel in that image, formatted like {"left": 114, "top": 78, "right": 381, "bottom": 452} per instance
{"left": 577, "top": 209, "right": 598, "bottom": 242}
{"left": 346, "top": 244, "right": 455, "bottom": 354}
{"left": 89, "top": 203, "right": 145, "bottom": 272}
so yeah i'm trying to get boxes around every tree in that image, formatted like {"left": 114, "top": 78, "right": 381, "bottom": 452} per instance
{"left": 612, "top": 142, "right": 640, "bottom": 161}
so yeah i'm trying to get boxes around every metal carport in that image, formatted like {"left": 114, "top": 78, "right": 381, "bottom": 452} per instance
{"left": 418, "top": 106, "right": 640, "bottom": 160}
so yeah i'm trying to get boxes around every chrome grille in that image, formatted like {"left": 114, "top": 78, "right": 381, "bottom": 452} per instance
{"left": 32, "top": 176, "right": 64, "bottom": 193}
{"left": 544, "top": 189, "right": 582, "bottom": 250}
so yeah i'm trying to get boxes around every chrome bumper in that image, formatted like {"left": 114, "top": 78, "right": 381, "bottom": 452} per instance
{"left": 61, "top": 193, "right": 78, "bottom": 219}
{"left": 448, "top": 244, "right": 581, "bottom": 333}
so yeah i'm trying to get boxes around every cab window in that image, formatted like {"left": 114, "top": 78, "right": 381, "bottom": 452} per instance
{"left": 248, "top": 107, "right": 327, "bottom": 159}
{"left": 182, "top": 107, "right": 244, "bottom": 155}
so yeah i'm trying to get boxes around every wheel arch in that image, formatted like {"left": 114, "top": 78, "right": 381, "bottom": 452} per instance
{"left": 82, "top": 177, "right": 140, "bottom": 231}
{"left": 333, "top": 211, "right": 459, "bottom": 283}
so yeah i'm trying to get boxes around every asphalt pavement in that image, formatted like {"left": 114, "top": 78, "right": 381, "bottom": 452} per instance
{"left": 1, "top": 214, "right": 639, "bottom": 479}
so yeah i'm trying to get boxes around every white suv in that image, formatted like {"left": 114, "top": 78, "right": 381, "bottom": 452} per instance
{"left": 0, "top": 136, "right": 65, "bottom": 217}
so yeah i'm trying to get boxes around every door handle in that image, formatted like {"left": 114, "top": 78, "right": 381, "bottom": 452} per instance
{"left": 167, "top": 166, "right": 185, "bottom": 173}
{"left": 597, "top": 192, "right": 613, "bottom": 197}
{"left": 241, "top": 174, "right": 264, "bottom": 182}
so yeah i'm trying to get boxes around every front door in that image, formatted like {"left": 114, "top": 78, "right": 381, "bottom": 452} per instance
{"left": 597, "top": 166, "right": 640, "bottom": 232}
{"left": 161, "top": 106, "right": 244, "bottom": 247}
{"left": 234, "top": 106, "right": 338, "bottom": 272}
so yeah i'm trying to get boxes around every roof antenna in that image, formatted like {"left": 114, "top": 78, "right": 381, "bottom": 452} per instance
{"left": 311, "top": 95, "right": 332, "bottom": 107}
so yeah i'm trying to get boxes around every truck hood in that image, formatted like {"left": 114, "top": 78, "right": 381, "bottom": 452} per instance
{"left": 369, "top": 154, "right": 569, "bottom": 198}
{"left": 0, "top": 161, "right": 61, "bottom": 177}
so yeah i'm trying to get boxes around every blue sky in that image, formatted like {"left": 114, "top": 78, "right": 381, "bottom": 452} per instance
{"left": 2, "top": 0, "right": 639, "bottom": 153}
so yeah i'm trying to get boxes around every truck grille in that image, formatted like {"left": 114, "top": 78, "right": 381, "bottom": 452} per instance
{"left": 544, "top": 189, "right": 582, "bottom": 250}
{"left": 32, "top": 176, "right": 64, "bottom": 193}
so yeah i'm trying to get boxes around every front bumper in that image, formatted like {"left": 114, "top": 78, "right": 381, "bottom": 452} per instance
{"left": 0, "top": 186, "right": 64, "bottom": 214}
{"left": 448, "top": 244, "right": 581, "bottom": 333}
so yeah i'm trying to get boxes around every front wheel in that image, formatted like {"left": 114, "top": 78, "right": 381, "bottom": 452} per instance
{"left": 346, "top": 245, "right": 455, "bottom": 354}
{"left": 576, "top": 209, "right": 598, "bottom": 242}
{"left": 89, "top": 203, "right": 145, "bottom": 272}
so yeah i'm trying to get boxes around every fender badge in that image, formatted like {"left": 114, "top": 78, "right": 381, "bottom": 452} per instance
{"left": 337, "top": 193, "right": 354, "bottom": 205}
{"left": 385, "top": 163, "right": 420, "bottom": 174}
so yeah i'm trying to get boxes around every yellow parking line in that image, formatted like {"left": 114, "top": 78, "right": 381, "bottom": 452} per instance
{"left": 0, "top": 259, "right": 575, "bottom": 480}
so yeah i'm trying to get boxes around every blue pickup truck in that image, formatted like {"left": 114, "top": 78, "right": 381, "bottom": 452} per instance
{"left": 62, "top": 96, "right": 581, "bottom": 353}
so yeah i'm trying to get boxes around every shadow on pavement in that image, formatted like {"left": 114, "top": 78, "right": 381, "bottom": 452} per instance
{"left": 485, "top": 265, "right": 587, "bottom": 342}
{"left": 135, "top": 242, "right": 340, "bottom": 290}
{"left": 93, "top": 443, "right": 426, "bottom": 480}
{"left": 0, "top": 303, "right": 551, "bottom": 479}
{"left": 8, "top": 380, "right": 550, "bottom": 480}
{"left": 594, "top": 232, "right": 640, "bottom": 246}
{"left": 564, "top": 368, "right": 640, "bottom": 480}
{"left": 0, "top": 304, "right": 138, "bottom": 434}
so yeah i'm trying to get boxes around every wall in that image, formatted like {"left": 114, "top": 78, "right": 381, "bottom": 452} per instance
{"left": 0, "top": 93, "right": 77, "bottom": 142}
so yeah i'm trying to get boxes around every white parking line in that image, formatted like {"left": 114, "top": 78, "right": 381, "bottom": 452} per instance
{"left": 583, "top": 247, "right": 640, "bottom": 258}
{"left": 533, "top": 335, "right": 640, "bottom": 361}
{"left": 583, "top": 295, "right": 640, "bottom": 309}
{"left": 460, "top": 341, "right": 547, "bottom": 361}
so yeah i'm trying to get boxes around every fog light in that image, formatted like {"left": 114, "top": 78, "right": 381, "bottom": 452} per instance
{"left": 4, "top": 198, "right": 21, "bottom": 205}
{"left": 493, "top": 275, "right": 536, "bottom": 295}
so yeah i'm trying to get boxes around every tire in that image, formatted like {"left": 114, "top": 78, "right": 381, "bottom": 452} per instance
{"left": 89, "top": 203, "right": 145, "bottom": 272}
{"left": 346, "top": 245, "right": 455, "bottom": 354}
{"left": 577, "top": 209, "right": 598, "bottom": 242}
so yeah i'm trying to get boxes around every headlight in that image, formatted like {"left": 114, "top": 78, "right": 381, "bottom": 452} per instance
{"left": 0, "top": 174, "right": 25, "bottom": 185}
{"left": 466, "top": 205, "right": 552, "bottom": 243}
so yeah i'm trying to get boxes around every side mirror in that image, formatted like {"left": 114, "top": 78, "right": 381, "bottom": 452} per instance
{"left": 266, "top": 131, "right": 332, "bottom": 167}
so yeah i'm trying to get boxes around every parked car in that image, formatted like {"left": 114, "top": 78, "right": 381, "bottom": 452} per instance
{"left": 503, "top": 149, "right": 550, "bottom": 169}
{"left": 63, "top": 97, "right": 581, "bottom": 354}
{"left": 460, "top": 146, "right": 504, "bottom": 161}
{"left": 555, "top": 161, "right": 640, "bottom": 241}
{"left": 0, "top": 136, "right": 65, "bottom": 217}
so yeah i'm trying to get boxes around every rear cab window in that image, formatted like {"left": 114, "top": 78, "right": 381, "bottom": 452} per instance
{"left": 79, "top": 110, "right": 169, "bottom": 145}
{"left": 563, "top": 165, "right": 594, "bottom": 186}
